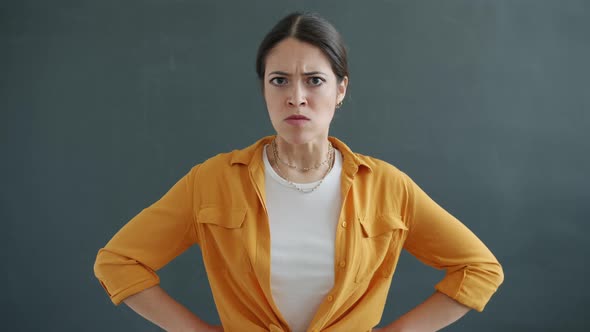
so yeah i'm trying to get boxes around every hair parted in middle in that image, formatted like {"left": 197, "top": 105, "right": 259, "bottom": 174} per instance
{"left": 255, "top": 12, "right": 349, "bottom": 84}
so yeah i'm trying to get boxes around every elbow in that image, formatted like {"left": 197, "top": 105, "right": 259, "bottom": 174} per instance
{"left": 92, "top": 248, "right": 161, "bottom": 305}
{"left": 478, "top": 253, "right": 504, "bottom": 290}
{"left": 93, "top": 249, "right": 105, "bottom": 279}
{"left": 494, "top": 261, "right": 504, "bottom": 287}
{"left": 436, "top": 259, "right": 504, "bottom": 312}
{"left": 467, "top": 259, "right": 504, "bottom": 292}
{"left": 93, "top": 248, "right": 112, "bottom": 281}
{"left": 93, "top": 248, "right": 115, "bottom": 298}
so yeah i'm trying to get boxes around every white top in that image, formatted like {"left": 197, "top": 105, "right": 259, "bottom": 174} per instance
{"left": 263, "top": 144, "right": 343, "bottom": 332}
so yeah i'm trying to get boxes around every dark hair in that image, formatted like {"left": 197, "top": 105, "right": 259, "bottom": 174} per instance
{"left": 255, "top": 12, "right": 349, "bottom": 83}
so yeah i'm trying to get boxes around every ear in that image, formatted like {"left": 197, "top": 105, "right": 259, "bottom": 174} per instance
{"left": 336, "top": 76, "right": 349, "bottom": 104}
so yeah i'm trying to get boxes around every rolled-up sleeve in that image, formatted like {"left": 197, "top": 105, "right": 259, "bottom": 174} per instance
{"left": 93, "top": 164, "right": 201, "bottom": 305}
{"left": 401, "top": 173, "right": 504, "bottom": 312}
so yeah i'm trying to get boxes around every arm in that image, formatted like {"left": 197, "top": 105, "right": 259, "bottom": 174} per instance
{"left": 376, "top": 291, "right": 470, "bottom": 332}
{"left": 379, "top": 173, "right": 504, "bottom": 331}
{"left": 94, "top": 166, "right": 199, "bottom": 304}
{"left": 123, "top": 285, "right": 222, "bottom": 332}
{"left": 94, "top": 165, "right": 215, "bottom": 328}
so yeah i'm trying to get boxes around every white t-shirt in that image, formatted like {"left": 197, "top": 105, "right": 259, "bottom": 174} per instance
{"left": 263, "top": 145, "right": 343, "bottom": 332}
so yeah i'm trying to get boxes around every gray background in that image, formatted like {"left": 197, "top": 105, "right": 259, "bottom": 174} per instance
{"left": 2, "top": 0, "right": 589, "bottom": 331}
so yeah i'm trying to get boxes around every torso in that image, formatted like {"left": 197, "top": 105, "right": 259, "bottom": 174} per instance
{"left": 263, "top": 144, "right": 344, "bottom": 332}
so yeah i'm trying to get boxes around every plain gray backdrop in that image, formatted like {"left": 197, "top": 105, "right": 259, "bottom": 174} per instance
{"left": 2, "top": 0, "right": 589, "bottom": 331}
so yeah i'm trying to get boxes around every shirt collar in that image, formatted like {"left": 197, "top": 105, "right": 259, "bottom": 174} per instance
{"left": 230, "top": 135, "right": 373, "bottom": 174}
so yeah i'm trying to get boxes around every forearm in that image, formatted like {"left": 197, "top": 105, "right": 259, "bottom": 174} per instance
{"left": 383, "top": 291, "right": 471, "bottom": 332}
{"left": 123, "top": 285, "right": 215, "bottom": 332}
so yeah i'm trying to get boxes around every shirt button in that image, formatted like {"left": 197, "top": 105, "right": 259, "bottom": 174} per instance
{"left": 339, "top": 261, "right": 346, "bottom": 268}
{"left": 327, "top": 295, "right": 334, "bottom": 302}
{"left": 341, "top": 221, "right": 347, "bottom": 228}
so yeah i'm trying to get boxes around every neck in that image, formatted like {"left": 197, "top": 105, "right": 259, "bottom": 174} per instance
{"left": 273, "top": 135, "right": 331, "bottom": 169}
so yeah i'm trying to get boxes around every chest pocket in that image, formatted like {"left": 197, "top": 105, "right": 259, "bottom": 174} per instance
{"left": 197, "top": 206, "right": 248, "bottom": 272}
{"left": 355, "top": 214, "right": 408, "bottom": 284}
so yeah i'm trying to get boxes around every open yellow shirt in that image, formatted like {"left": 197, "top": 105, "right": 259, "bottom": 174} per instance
{"left": 94, "top": 136, "right": 503, "bottom": 332}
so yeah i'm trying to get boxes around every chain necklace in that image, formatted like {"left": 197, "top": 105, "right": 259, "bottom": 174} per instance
{"left": 272, "top": 139, "right": 333, "bottom": 172}
{"left": 271, "top": 139, "right": 335, "bottom": 193}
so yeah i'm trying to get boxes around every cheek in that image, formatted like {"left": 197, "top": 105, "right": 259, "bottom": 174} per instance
{"left": 264, "top": 87, "right": 281, "bottom": 105}
{"left": 314, "top": 89, "right": 337, "bottom": 107}
{"left": 317, "top": 84, "right": 338, "bottom": 98}
{"left": 265, "top": 93, "right": 294, "bottom": 122}
{"left": 264, "top": 91, "right": 283, "bottom": 123}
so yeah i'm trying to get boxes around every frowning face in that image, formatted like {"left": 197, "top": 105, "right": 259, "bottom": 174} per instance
{"left": 263, "top": 37, "right": 348, "bottom": 145}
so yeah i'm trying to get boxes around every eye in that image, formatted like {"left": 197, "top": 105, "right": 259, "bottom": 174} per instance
{"left": 270, "top": 77, "right": 288, "bottom": 86}
{"left": 307, "top": 76, "right": 325, "bottom": 86}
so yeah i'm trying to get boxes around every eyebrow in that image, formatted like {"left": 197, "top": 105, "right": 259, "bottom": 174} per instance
{"left": 267, "top": 71, "right": 327, "bottom": 77}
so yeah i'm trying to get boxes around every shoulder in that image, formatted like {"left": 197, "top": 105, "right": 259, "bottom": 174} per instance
{"left": 330, "top": 136, "right": 407, "bottom": 182}
{"left": 201, "top": 151, "right": 236, "bottom": 170}
{"left": 348, "top": 151, "right": 414, "bottom": 218}
{"left": 187, "top": 136, "right": 271, "bottom": 178}
{"left": 354, "top": 152, "right": 407, "bottom": 182}
{"left": 188, "top": 150, "right": 242, "bottom": 180}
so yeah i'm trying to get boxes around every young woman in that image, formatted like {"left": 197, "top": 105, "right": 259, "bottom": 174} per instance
{"left": 94, "top": 12, "right": 503, "bottom": 332}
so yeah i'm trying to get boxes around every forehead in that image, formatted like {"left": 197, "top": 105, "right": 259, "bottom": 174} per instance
{"left": 265, "top": 37, "right": 333, "bottom": 74}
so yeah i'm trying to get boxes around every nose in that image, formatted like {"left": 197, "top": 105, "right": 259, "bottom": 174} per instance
{"left": 287, "top": 82, "right": 307, "bottom": 107}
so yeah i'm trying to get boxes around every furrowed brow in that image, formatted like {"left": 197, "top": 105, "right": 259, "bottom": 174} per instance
{"left": 303, "top": 71, "right": 327, "bottom": 76}
{"left": 268, "top": 71, "right": 290, "bottom": 77}
{"left": 267, "top": 71, "right": 328, "bottom": 77}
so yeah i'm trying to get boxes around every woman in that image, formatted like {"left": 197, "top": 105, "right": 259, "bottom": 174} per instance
{"left": 94, "top": 12, "right": 503, "bottom": 332}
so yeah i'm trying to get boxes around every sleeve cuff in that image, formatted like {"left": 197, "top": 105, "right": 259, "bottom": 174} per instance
{"left": 435, "top": 264, "right": 504, "bottom": 312}
{"left": 94, "top": 248, "right": 163, "bottom": 305}
{"left": 98, "top": 276, "right": 160, "bottom": 306}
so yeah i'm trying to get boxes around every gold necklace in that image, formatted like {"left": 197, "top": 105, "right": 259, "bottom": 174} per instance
{"left": 271, "top": 141, "right": 334, "bottom": 193}
{"left": 272, "top": 139, "right": 333, "bottom": 172}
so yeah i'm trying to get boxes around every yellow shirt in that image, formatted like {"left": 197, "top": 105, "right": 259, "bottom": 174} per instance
{"left": 94, "top": 135, "right": 503, "bottom": 332}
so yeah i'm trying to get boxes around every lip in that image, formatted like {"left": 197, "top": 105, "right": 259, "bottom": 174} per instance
{"left": 284, "top": 115, "right": 310, "bottom": 126}
{"left": 285, "top": 115, "right": 310, "bottom": 120}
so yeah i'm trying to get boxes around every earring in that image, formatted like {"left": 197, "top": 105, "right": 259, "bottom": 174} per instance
{"left": 336, "top": 100, "right": 343, "bottom": 109}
